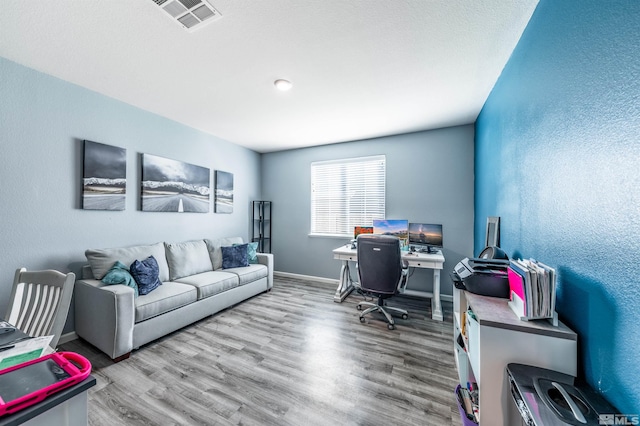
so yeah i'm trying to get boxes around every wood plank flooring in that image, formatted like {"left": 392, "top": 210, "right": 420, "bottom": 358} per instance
{"left": 61, "top": 276, "right": 463, "bottom": 426}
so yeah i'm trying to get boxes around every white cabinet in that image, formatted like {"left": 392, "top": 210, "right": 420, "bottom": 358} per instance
{"left": 453, "top": 288, "right": 577, "bottom": 425}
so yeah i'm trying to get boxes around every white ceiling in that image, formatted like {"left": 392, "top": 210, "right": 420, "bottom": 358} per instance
{"left": 0, "top": 0, "right": 538, "bottom": 153}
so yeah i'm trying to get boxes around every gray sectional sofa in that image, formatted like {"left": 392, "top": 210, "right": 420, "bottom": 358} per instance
{"left": 74, "top": 237, "right": 273, "bottom": 361}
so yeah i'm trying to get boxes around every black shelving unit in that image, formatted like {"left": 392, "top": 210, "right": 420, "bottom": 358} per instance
{"left": 251, "top": 201, "right": 271, "bottom": 253}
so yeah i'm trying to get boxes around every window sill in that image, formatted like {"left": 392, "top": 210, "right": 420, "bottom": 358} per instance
{"left": 308, "top": 233, "right": 352, "bottom": 239}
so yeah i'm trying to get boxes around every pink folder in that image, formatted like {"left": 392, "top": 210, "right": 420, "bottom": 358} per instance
{"left": 508, "top": 267, "right": 526, "bottom": 314}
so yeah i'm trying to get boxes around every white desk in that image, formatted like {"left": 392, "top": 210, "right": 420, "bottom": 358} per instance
{"left": 332, "top": 244, "right": 445, "bottom": 321}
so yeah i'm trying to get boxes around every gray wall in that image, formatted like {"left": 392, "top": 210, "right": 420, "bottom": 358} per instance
{"left": 0, "top": 57, "right": 262, "bottom": 332}
{"left": 261, "top": 125, "right": 475, "bottom": 295}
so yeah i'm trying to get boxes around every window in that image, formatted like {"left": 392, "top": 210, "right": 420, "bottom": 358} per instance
{"left": 310, "top": 155, "right": 385, "bottom": 237}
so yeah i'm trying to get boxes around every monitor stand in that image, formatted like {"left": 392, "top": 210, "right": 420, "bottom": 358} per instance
{"left": 418, "top": 246, "right": 438, "bottom": 254}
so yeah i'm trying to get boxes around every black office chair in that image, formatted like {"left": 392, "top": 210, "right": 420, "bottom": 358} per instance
{"left": 356, "top": 234, "right": 408, "bottom": 330}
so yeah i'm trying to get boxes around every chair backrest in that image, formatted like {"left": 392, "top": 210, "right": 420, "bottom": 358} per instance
{"left": 357, "top": 234, "right": 403, "bottom": 295}
{"left": 5, "top": 268, "right": 76, "bottom": 349}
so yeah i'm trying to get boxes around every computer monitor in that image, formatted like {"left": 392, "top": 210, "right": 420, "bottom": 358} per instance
{"left": 408, "top": 223, "right": 443, "bottom": 253}
{"left": 354, "top": 226, "right": 373, "bottom": 239}
{"left": 372, "top": 219, "right": 409, "bottom": 241}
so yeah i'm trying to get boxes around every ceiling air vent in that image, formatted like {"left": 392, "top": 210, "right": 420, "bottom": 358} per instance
{"left": 152, "top": 0, "right": 222, "bottom": 32}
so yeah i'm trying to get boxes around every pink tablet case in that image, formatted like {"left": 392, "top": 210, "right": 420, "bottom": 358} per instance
{"left": 0, "top": 352, "right": 92, "bottom": 417}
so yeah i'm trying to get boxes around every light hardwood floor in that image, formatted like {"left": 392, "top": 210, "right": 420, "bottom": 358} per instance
{"left": 61, "top": 276, "right": 463, "bottom": 426}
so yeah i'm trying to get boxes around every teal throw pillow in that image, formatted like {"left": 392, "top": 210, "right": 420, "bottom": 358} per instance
{"left": 221, "top": 244, "right": 249, "bottom": 269}
{"left": 101, "top": 261, "right": 139, "bottom": 298}
{"left": 234, "top": 242, "right": 259, "bottom": 264}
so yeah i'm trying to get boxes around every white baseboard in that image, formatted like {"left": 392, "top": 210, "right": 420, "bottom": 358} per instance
{"left": 58, "top": 331, "right": 78, "bottom": 345}
{"left": 273, "top": 270, "right": 454, "bottom": 302}
{"left": 274, "top": 271, "right": 338, "bottom": 285}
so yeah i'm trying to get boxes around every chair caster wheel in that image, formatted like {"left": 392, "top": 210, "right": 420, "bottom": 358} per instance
{"left": 402, "top": 314, "right": 408, "bottom": 320}
{"left": 357, "top": 305, "right": 362, "bottom": 311}
{"left": 359, "top": 316, "right": 366, "bottom": 323}
{"left": 388, "top": 324, "right": 395, "bottom": 330}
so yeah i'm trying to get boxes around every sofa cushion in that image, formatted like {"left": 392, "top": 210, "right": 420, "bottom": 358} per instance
{"left": 205, "top": 237, "right": 244, "bottom": 270}
{"left": 130, "top": 256, "right": 162, "bottom": 295}
{"left": 224, "top": 264, "right": 268, "bottom": 286}
{"left": 101, "top": 261, "right": 139, "bottom": 297}
{"left": 222, "top": 244, "right": 249, "bottom": 269}
{"left": 86, "top": 242, "right": 170, "bottom": 282}
{"left": 134, "top": 281, "right": 197, "bottom": 323}
{"left": 174, "top": 270, "right": 239, "bottom": 300}
{"left": 165, "top": 240, "right": 213, "bottom": 281}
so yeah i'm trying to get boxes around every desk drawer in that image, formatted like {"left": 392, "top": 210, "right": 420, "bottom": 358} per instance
{"left": 334, "top": 254, "right": 357, "bottom": 261}
{"left": 406, "top": 260, "right": 439, "bottom": 269}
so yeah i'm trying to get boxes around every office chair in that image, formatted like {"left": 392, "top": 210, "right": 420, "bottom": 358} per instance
{"left": 4, "top": 268, "right": 76, "bottom": 349}
{"left": 356, "top": 234, "right": 408, "bottom": 330}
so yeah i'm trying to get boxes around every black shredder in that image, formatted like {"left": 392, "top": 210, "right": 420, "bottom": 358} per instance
{"left": 506, "top": 363, "right": 619, "bottom": 425}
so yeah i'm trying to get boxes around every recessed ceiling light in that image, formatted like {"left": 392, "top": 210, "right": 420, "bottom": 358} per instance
{"left": 274, "top": 79, "right": 292, "bottom": 91}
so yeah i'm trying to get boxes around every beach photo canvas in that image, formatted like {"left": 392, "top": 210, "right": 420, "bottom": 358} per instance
{"left": 372, "top": 219, "right": 409, "bottom": 240}
{"left": 141, "top": 154, "right": 210, "bottom": 213}
{"left": 82, "top": 140, "right": 126, "bottom": 210}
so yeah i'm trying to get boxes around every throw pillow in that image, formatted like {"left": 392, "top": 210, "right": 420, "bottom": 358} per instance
{"left": 101, "top": 261, "right": 139, "bottom": 298}
{"left": 234, "top": 242, "right": 259, "bottom": 264}
{"left": 221, "top": 244, "right": 249, "bottom": 269}
{"left": 85, "top": 242, "right": 170, "bottom": 281}
{"left": 130, "top": 256, "right": 162, "bottom": 295}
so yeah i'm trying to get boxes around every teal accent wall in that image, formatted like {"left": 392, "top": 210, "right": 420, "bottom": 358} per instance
{"left": 0, "top": 57, "right": 262, "bottom": 331}
{"left": 475, "top": 0, "right": 640, "bottom": 413}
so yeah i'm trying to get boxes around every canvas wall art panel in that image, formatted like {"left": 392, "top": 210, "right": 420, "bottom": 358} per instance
{"left": 83, "top": 140, "right": 126, "bottom": 210}
{"left": 141, "top": 154, "right": 210, "bottom": 213}
{"left": 215, "top": 170, "right": 233, "bottom": 213}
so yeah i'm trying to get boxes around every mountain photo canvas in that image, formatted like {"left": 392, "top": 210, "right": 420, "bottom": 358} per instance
{"left": 214, "top": 170, "right": 233, "bottom": 214}
{"left": 141, "top": 154, "right": 210, "bottom": 213}
{"left": 82, "top": 140, "right": 127, "bottom": 210}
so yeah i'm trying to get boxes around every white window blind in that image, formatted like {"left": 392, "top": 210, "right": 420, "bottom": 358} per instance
{"left": 310, "top": 155, "right": 385, "bottom": 236}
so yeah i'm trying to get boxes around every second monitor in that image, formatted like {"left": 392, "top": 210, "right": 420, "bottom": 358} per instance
{"left": 408, "top": 223, "right": 443, "bottom": 253}
{"left": 372, "top": 219, "right": 409, "bottom": 240}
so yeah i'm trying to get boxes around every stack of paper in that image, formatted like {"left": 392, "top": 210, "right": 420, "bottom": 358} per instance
{"left": 0, "top": 335, "right": 54, "bottom": 371}
{"left": 508, "top": 259, "right": 556, "bottom": 321}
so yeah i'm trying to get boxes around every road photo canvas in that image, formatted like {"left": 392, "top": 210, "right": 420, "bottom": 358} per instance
{"left": 215, "top": 170, "right": 233, "bottom": 213}
{"left": 82, "top": 140, "right": 126, "bottom": 210}
{"left": 141, "top": 154, "right": 210, "bottom": 213}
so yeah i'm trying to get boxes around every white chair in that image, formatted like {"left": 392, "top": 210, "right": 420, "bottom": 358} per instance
{"left": 4, "top": 268, "right": 76, "bottom": 349}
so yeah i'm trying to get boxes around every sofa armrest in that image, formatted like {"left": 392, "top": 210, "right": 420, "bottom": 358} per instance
{"left": 74, "top": 278, "right": 135, "bottom": 360}
{"left": 256, "top": 253, "right": 274, "bottom": 289}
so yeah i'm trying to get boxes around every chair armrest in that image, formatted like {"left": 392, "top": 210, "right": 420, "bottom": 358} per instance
{"left": 74, "top": 279, "right": 135, "bottom": 359}
{"left": 256, "top": 253, "right": 274, "bottom": 289}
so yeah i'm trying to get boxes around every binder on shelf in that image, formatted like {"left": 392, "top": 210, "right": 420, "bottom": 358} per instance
{"left": 507, "top": 267, "right": 527, "bottom": 317}
{"left": 507, "top": 259, "right": 558, "bottom": 326}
